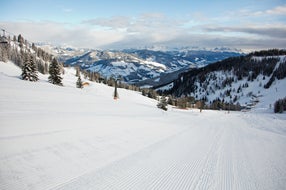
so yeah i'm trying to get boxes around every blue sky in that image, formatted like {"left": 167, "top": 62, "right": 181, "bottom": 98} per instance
{"left": 1, "top": 0, "right": 285, "bottom": 51}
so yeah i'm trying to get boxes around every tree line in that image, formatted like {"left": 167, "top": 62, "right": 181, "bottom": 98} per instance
{"left": 0, "top": 33, "right": 63, "bottom": 86}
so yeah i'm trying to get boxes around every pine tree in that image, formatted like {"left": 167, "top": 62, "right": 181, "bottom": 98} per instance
{"left": 75, "top": 67, "right": 80, "bottom": 77}
{"left": 114, "top": 79, "right": 119, "bottom": 99}
{"left": 200, "top": 100, "right": 205, "bottom": 113}
{"left": 76, "top": 73, "right": 83, "bottom": 89}
{"left": 157, "top": 96, "right": 168, "bottom": 111}
{"left": 21, "top": 53, "right": 38, "bottom": 81}
{"left": 48, "top": 58, "right": 63, "bottom": 86}
{"left": 142, "top": 89, "right": 147, "bottom": 96}
{"left": 274, "top": 98, "right": 286, "bottom": 113}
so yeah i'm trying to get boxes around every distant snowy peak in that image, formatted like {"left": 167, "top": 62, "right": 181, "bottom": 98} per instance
{"left": 130, "top": 45, "right": 244, "bottom": 53}
{"left": 36, "top": 43, "right": 91, "bottom": 62}
{"left": 212, "top": 47, "right": 244, "bottom": 53}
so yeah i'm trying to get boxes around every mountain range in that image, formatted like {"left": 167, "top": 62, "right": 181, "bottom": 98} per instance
{"left": 38, "top": 44, "right": 243, "bottom": 86}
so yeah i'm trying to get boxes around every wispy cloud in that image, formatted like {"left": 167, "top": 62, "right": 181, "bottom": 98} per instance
{"left": 82, "top": 13, "right": 185, "bottom": 44}
{"left": 0, "top": 21, "right": 125, "bottom": 48}
{"left": 228, "top": 4, "right": 286, "bottom": 17}
{"left": 83, "top": 16, "right": 130, "bottom": 29}
{"left": 62, "top": 8, "right": 73, "bottom": 13}
{"left": 264, "top": 4, "right": 286, "bottom": 15}
{"left": 202, "top": 24, "right": 286, "bottom": 39}
{"left": 83, "top": 13, "right": 183, "bottom": 32}
{"left": 1, "top": 7, "right": 285, "bottom": 51}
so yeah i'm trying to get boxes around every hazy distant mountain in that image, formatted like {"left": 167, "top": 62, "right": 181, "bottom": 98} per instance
{"left": 37, "top": 43, "right": 243, "bottom": 85}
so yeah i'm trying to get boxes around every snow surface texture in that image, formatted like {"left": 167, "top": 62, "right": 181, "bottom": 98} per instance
{"left": 0, "top": 61, "right": 286, "bottom": 190}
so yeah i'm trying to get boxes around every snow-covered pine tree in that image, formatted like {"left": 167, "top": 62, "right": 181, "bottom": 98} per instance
{"left": 157, "top": 96, "right": 168, "bottom": 111}
{"left": 76, "top": 73, "right": 83, "bottom": 89}
{"left": 21, "top": 53, "right": 38, "bottom": 81}
{"left": 0, "top": 42, "right": 10, "bottom": 62}
{"left": 48, "top": 58, "right": 63, "bottom": 86}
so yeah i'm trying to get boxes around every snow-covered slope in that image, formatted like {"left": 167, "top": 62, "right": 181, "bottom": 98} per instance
{"left": 0, "top": 61, "right": 286, "bottom": 190}
{"left": 165, "top": 54, "right": 286, "bottom": 110}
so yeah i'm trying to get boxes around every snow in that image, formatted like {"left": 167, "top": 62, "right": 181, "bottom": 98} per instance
{"left": 87, "top": 58, "right": 165, "bottom": 81}
{"left": 251, "top": 55, "right": 286, "bottom": 62}
{"left": 156, "top": 82, "right": 174, "bottom": 91}
{"left": 188, "top": 61, "right": 286, "bottom": 110}
{"left": 253, "top": 78, "right": 286, "bottom": 113}
{"left": 111, "top": 61, "right": 129, "bottom": 67}
{"left": 1, "top": 61, "right": 286, "bottom": 190}
{"left": 143, "top": 60, "right": 166, "bottom": 70}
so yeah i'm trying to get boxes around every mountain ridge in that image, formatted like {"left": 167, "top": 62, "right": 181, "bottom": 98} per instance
{"left": 56, "top": 47, "right": 242, "bottom": 84}
{"left": 157, "top": 49, "right": 286, "bottom": 110}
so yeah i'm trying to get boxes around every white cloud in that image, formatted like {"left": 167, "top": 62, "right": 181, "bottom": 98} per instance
{"left": 62, "top": 8, "right": 73, "bottom": 13}
{"left": 82, "top": 13, "right": 185, "bottom": 46}
{"left": 265, "top": 4, "right": 286, "bottom": 15}
{"left": 83, "top": 16, "right": 130, "bottom": 29}
{"left": 201, "top": 24, "right": 286, "bottom": 38}
{"left": 229, "top": 4, "right": 286, "bottom": 17}
{"left": 1, "top": 10, "right": 285, "bottom": 51}
{"left": 0, "top": 21, "right": 125, "bottom": 48}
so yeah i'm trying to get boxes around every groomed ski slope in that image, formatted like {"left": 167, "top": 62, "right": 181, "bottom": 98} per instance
{"left": 0, "top": 61, "right": 286, "bottom": 190}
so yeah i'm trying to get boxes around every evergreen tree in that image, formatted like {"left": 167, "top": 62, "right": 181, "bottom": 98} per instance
{"left": 142, "top": 89, "right": 147, "bottom": 96}
{"left": 48, "top": 58, "right": 63, "bottom": 86}
{"left": 177, "top": 97, "right": 188, "bottom": 109}
{"left": 157, "top": 96, "right": 168, "bottom": 111}
{"left": 75, "top": 67, "right": 80, "bottom": 77}
{"left": 147, "top": 89, "right": 157, "bottom": 100}
{"left": 274, "top": 98, "right": 286, "bottom": 113}
{"left": 200, "top": 100, "right": 205, "bottom": 113}
{"left": 114, "top": 79, "right": 119, "bottom": 99}
{"left": 21, "top": 53, "right": 38, "bottom": 81}
{"left": 18, "top": 34, "right": 24, "bottom": 48}
{"left": 76, "top": 73, "right": 83, "bottom": 89}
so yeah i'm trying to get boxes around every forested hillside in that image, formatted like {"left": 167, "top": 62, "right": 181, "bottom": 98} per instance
{"left": 0, "top": 33, "right": 56, "bottom": 74}
{"left": 159, "top": 49, "right": 286, "bottom": 110}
